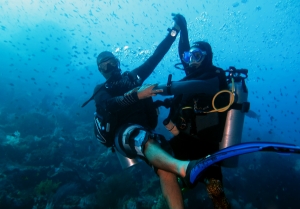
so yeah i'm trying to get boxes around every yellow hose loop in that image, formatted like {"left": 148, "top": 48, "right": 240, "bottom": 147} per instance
{"left": 181, "top": 78, "right": 236, "bottom": 114}
{"left": 209, "top": 77, "right": 235, "bottom": 113}
{"left": 208, "top": 90, "right": 235, "bottom": 113}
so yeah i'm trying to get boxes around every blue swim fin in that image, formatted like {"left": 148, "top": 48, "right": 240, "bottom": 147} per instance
{"left": 190, "top": 142, "right": 300, "bottom": 184}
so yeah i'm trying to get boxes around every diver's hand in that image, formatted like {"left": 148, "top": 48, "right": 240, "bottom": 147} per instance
{"left": 172, "top": 13, "right": 187, "bottom": 30}
{"left": 137, "top": 84, "right": 163, "bottom": 100}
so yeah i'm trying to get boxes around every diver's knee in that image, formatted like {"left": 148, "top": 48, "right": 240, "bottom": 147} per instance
{"left": 144, "top": 137, "right": 160, "bottom": 151}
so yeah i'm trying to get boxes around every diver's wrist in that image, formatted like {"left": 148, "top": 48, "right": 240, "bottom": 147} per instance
{"left": 168, "top": 27, "right": 180, "bottom": 37}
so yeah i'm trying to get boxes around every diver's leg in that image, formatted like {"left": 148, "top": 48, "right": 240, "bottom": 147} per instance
{"left": 205, "top": 178, "right": 231, "bottom": 209}
{"left": 114, "top": 125, "right": 189, "bottom": 177}
{"left": 157, "top": 168, "right": 184, "bottom": 209}
{"left": 144, "top": 138, "right": 188, "bottom": 178}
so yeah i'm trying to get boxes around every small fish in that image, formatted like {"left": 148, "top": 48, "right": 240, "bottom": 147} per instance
{"left": 245, "top": 110, "right": 260, "bottom": 122}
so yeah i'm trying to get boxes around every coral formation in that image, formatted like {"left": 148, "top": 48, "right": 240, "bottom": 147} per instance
{"left": 34, "top": 179, "right": 61, "bottom": 196}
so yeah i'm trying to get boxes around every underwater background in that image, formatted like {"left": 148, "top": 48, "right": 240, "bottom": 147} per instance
{"left": 0, "top": 0, "right": 300, "bottom": 208}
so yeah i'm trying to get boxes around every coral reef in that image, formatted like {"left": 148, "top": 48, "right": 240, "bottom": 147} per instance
{"left": 34, "top": 179, "right": 61, "bottom": 196}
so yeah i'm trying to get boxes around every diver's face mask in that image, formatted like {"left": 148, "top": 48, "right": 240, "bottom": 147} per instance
{"left": 98, "top": 58, "right": 121, "bottom": 79}
{"left": 182, "top": 48, "right": 207, "bottom": 67}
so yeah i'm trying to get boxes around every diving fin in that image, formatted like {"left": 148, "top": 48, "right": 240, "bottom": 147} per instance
{"left": 190, "top": 142, "right": 300, "bottom": 184}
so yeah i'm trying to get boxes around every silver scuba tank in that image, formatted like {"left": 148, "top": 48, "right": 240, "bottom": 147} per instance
{"left": 220, "top": 67, "right": 249, "bottom": 167}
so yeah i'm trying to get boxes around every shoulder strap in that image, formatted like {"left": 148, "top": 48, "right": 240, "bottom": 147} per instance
{"left": 81, "top": 83, "right": 105, "bottom": 107}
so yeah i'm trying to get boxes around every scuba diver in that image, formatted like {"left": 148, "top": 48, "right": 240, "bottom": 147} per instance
{"left": 154, "top": 14, "right": 232, "bottom": 208}
{"left": 152, "top": 14, "right": 300, "bottom": 208}
{"left": 82, "top": 14, "right": 221, "bottom": 209}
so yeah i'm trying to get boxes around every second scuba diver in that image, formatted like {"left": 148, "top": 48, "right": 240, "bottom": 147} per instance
{"left": 155, "top": 14, "right": 231, "bottom": 209}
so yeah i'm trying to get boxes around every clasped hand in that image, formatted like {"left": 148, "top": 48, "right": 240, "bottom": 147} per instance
{"left": 125, "top": 84, "right": 163, "bottom": 100}
{"left": 171, "top": 13, "right": 187, "bottom": 30}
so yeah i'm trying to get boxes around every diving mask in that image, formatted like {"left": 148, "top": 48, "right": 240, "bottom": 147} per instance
{"left": 98, "top": 58, "right": 119, "bottom": 72}
{"left": 182, "top": 48, "right": 207, "bottom": 64}
{"left": 98, "top": 58, "right": 121, "bottom": 79}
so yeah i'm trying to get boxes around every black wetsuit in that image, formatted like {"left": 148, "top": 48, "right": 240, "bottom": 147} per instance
{"left": 169, "top": 29, "right": 228, "bottom": 181}
{"left": 93, "top": 31, "right": 178, "bottom": 147}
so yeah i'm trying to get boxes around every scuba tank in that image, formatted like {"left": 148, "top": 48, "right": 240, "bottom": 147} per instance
{"left": 219, "top": 67, "right": 250, "bottom": 167}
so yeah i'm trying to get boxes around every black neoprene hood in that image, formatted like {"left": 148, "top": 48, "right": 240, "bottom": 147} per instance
{"left": 97, "top": 51, "right": 116, "bottom": 65}
{"left": 191, "top": 41, "right": 213, "bottom": 67}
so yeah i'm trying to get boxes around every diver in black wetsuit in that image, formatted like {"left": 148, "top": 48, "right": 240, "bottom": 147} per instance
{"left": 157, "top": 14, "right": 231, "bottom": 208}
{"left": 83, "top": 15, "right": 210, "bottom": 209}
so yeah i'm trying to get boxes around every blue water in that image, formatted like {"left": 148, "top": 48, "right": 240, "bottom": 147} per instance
{"left": 0, "top": 0, "right": 300, "bottom": 208}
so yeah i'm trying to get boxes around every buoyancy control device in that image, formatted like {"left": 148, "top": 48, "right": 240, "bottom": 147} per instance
{"left": 162, "top": 66, "right": 250, "bottom": 167}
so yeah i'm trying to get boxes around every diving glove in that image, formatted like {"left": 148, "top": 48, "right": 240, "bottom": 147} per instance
{"left": 172, "top": 13, "right": 187, "bottom": 29}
